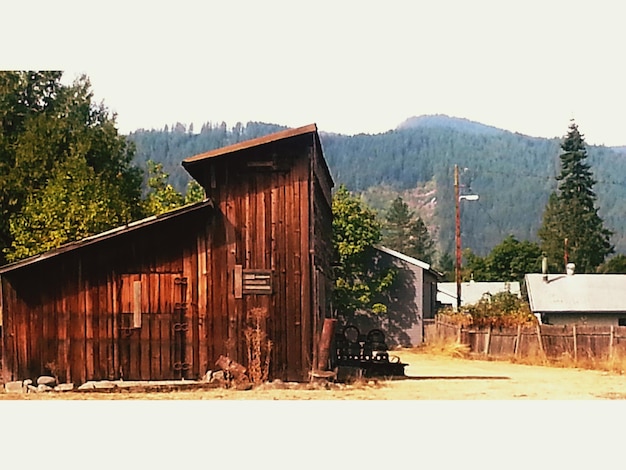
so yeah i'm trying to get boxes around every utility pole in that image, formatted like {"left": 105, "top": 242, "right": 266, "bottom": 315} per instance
{"left": 454, "top": 165, "right": 478, "bottom": 311}
{"left": 455, "top": 164, "right": 461, "bottom": 311}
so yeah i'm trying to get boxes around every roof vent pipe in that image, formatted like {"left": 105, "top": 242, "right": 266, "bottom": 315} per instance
{"left": 542, "top": 255, "right": 548, "bottom": 282}
{"left": 566, "top": 263, "right": 575, "bottom": 276}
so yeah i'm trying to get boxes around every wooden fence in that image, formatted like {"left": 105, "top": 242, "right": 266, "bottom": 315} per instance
{"left": 427, "top": 315, "right": 626, "bottom": 361}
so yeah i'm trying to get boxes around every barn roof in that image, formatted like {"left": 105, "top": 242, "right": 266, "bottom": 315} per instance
{"left": 182, "top": 123, "right": 332, "bottom": 189}
{"left": 525, "top": 273, "right": 626, "bottom": 313}
{"left": 0, "top": 199, "right": 214, "bottom": 274}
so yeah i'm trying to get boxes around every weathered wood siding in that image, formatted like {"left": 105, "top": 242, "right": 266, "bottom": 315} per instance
{"left": 1, "top": 127, "right": 333, "bottom": 384}
{"left": 1, "top": 206, "right": 208, "bottom": 383}
{"left": 197, "top": 137, "right": 326, "bottom": 381}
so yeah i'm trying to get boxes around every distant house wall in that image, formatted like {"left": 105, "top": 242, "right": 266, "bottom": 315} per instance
{"left": 339, "top": 249, "right": 439, "bottom": 348}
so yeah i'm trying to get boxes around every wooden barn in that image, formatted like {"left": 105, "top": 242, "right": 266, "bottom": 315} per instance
{"left": 0, "top": 124, "right": 334, "bottom": 384}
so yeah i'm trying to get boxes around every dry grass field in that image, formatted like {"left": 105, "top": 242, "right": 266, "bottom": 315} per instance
{"left": 5, "top": 345, "right": 626, "bottom": 399}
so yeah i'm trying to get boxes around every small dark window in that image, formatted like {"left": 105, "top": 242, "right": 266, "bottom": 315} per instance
{"left": 618, "top": 318, "right": 626, "bottom": 327}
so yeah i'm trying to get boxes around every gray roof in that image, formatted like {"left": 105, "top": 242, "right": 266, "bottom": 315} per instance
{"left": 376, "top": 246, "right": 431, "bottom": 270}
{"left": 375, "top": 246, "right": 442, "bottom": 277}
{"left": 525, "top": 273, "right": 626, "bottom": 313}
{"left": 437, "top": 281, "right": 520, "bottom": 306}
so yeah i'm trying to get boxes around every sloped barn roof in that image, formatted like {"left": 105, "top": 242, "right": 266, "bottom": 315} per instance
{"left": 182, "top": 123, "right": 332, "bottom": 190}
{"left": 0, "top": 199, "right": 214, "bottom": 275}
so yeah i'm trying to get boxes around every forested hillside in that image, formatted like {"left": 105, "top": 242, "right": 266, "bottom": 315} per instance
{"left": 127, "top": 117, "right": 626, "bottom": 257}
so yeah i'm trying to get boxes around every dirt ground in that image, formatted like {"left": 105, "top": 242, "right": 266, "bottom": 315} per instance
{"left": 5, "top": 348, "right": 626, "bottom": 399}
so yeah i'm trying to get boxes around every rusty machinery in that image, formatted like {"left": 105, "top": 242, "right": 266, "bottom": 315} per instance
{"left": 333, "top": 325, "right": 406, "bottom": 378}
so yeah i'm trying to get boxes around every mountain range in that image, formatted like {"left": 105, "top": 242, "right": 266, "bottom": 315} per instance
{"left": 127, "top": 115, "right": 626, "bottom": 258}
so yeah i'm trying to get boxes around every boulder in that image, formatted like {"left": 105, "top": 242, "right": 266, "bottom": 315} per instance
{"left": 37, "top": 384, "right": 53, "bottom": 392}
{"left": 77, "top": 381, "right": 96, "bottom": 390}
{"left": 37, "top": 376, "right": 57, "bottom": 387}
{"left": 93, "top": 380, "right": 115, "bottom": 390}
{"left": 5, "top": 381, "right": 24, "bottom": 393}
{"left": 54, "top": 383, "right": 75, "bottom": 392}
{"left": 23, "top": 379, "right": 33, "bottom": 387}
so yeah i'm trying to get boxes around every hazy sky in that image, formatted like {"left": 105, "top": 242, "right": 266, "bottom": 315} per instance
{"left": 5, "top": 0, "right": 626, "bottom": 145}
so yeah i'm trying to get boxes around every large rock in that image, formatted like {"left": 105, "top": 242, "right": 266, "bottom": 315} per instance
{"left": 37, "top": 376, "right": 57, "bottom": 387}
{"left": 37, "top": 384, "right": 53, "bottom": 392}
{"left": 54, "top": 383, "right": 75, "bottom": 392}
{"left": 77, "top": 381, "right": 96, "bottom": 390}
{"left": 5, "top": 381, "right": 24, "bottom": 393}
{"left": 93, "top": 380, "right": 115, "bottom": 390}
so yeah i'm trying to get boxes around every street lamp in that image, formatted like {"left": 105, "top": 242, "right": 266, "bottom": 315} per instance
{"left": 454, "top": 164, "right": 479, "bottom": 311}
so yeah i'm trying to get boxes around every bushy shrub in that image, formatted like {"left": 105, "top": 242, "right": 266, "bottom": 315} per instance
{"left": 439, "top": 292, "right": 537, "bottom": 328}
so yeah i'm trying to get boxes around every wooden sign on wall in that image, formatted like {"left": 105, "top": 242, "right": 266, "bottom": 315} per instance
{"left": 242, "top": 269, "right": 273, "bottom": 295}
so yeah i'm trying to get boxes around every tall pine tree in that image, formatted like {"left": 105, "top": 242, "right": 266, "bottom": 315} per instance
{"left": 383, "top": 196, "right": 434, "bottom": 263}
{"left": 538, "top": 121, "right": 613, "bottom": 273}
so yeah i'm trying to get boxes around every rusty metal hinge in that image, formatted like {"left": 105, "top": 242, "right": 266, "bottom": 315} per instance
{"left": 174, "top": 302, "right": 187, "bottom": 310}
{"left": 173, "top": 362, "right": 191, "bottom": 371}
{"left": 173, "top": 322, "right": 189, "bottom": 332}
{"left": 174, "top": 277, "right": 188, "bottom": 285}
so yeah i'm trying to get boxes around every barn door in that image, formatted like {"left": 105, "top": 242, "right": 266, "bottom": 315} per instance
{"left": 116, "top": 273, "right": 190, "bottom": 381}
{"left": 172, "top": 276, "right": 190, "bottom": 379}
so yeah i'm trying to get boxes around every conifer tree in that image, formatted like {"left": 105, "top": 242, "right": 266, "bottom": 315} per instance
{"left": 383, "top": 196, "right": 434, "bottom": 263}
{"left": 538, "top": 121, "right": 613, "bottom": 273}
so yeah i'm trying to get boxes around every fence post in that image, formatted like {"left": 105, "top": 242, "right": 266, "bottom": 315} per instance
{"left": 572, "top": 325, "right": 577, "bottom": 361}
{"left": 514, "top": 324, "right": 522, "bottom": 357}
{"left": 484, "top": 326, "right": 491, "bottom": 355}
{"left": 610, "top": 325, "right": 614, "bottom": 360}
{"left": 536, "top": 324, "right": 545, "bottom": 358}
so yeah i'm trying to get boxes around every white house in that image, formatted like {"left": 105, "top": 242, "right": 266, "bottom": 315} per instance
{"left": 525, "top": 271, "right": 626, "bottom": 326}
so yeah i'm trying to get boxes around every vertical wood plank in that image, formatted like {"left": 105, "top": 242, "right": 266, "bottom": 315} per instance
{"left": 150, "top": 274, "right": 161, "bottom": 379}
{"left": 269, "top": 173, "right": 279, "bottom": 377}
{"left": 139, "top": 273, "right": 151, "bottom": 379}
{"left": 133, "top": 280, "right": 142, "bottom": 328}
{"left": 572, "top": 324, "right": 577, "bottom": 361}
{"left": 536, "top": 324, "right": 545, "bottom": 358}
{"left": 514, "top": 324, "right": 522, "bottom": 357}
{"left": 84, "top": 279, "right": 95, "bottom": 381}
{"left": 110, "top": 274, "right": 119, "bottom": 380}
{"left": 197, "top": 227, "right": 208, "bottom": 377}
{"left": 278, "top": 171, "right": 288, "bottom": 378}
{"left": 159, "top": 275, "right": 172, "bottom": 379}
{"left": 97, "top": 280, "right": 109, "bottom": 380}
{"left": 300, "top": 160, "right": 312, "bottom": 378}
{"left": 205, "top": 218, "right": 216, "bottom": 370}
{"left": 225, "top": 183, "right": 238, "bottom": 359}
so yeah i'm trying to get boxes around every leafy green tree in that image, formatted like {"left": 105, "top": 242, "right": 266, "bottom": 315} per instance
{"left": 463, "top": 248, "right": 488, "bottom": 281}
{"left": 332, "top": 185, "right": 395, "bottom": 315}
{"left": 486, "top": 235, "right": 542, "bottom": 282}
{"left": 538, "top": 122, "right": 613, "bottom": 273}
{"left": 6, "top": 155, "right": 135, "bottom": 261}
{"left": 143, "top": 160, "right": 205, "bottom": 216}
{"left": 463, "top": 236, "right": 542, "bottom": 283}
{"left": 382, "top": 196, "right": 435, "bottom": 263}
{"left": 143, "top": 160, "right": 185, "bottom": 215}
{"left": 184, "top": 179, "right": 205, "bottom": 205}
{"left": 0, "top": 71, "right": 142, "bottom": 263}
